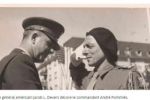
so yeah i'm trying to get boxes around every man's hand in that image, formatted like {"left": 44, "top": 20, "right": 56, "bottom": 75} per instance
{"left": 70, "top": 53, "right": 83, "bottom": 67}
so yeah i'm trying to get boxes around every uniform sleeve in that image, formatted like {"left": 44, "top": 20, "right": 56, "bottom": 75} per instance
{"left": 69, "top": 62, "right": 89, "bottom": 89}
{"left": 3, "top": 54, "right": 42, "bottom": 90}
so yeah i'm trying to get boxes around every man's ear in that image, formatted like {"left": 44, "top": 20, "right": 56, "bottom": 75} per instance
{"left": 31, "top": 33, "right": 38, "bottom": 44}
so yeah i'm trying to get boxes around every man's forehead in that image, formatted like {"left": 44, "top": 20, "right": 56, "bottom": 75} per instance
{"left": 84, "top": 35, "right": 97, "bottom": 44}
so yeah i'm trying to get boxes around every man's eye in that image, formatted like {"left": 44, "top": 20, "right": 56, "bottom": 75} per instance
{"left": 86, "top": 45, "right": 93, "bottom": 48}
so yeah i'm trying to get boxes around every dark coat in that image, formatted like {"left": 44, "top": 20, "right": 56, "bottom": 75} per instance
{"left": 0, "top": 48, "right": 42, "bottom": 90}
{"left": 70, "top": 61, "right": 141, "bottom": 90}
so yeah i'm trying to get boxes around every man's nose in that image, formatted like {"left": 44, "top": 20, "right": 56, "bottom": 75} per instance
{"left": 82, "top": 48, "right": 88, "bottom": 56}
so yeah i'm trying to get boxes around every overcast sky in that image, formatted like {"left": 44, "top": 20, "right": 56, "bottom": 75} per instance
{"left": 0, "top": 7, "right": 149, "bottom": 59}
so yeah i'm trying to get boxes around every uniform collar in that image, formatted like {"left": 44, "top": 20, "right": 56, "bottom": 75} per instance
{"left": 16, "top": 47, "right": 31, "bottom": 57}
{"left": 95, "top": 60, "right": 114, "bottom": 78}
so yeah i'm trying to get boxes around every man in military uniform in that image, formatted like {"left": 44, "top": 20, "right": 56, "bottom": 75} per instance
{"left": 70, "top": 27, "right": 141, "bottom": 90}
{"left": 0, "top": 17, "right": 64, "bottom": 89}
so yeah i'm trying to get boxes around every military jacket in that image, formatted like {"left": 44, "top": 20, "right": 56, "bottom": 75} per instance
{"left": 0, "top": 48, "right": 42, "bottom": 89}
{"left": 70, "top": 61, "right": 141, "bottom": 90}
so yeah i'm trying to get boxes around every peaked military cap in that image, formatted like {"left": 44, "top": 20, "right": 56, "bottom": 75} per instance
{"left": 22, "top": 17, "right": 65, "bottom": 50}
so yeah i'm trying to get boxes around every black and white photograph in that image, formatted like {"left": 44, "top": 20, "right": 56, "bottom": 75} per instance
{"left": 0, "top": 7, "right": 150, "bottom": 91}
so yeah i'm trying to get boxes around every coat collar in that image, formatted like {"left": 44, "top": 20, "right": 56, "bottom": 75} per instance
{"left": 15, "top": 47, "right": 31, "bottom": 57}
{"left": 97, "top": 60, "right": 114, "bottom": 78}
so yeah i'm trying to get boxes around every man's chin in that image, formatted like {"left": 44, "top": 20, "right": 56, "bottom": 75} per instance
{"left": 88, "top": 62, "right": 97, "bottom": 67}
{"left": 88, "top": 63, "right": 94, "bottom": 67}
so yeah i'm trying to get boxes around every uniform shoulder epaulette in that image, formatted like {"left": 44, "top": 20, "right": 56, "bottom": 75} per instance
{"left": 115, "top": 65, "right": 130, "bottom": 70}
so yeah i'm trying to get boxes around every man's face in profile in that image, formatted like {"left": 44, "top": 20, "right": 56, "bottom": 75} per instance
{"left": 31, "top": 30, "right": 55, "bottom": 63}
{"left": 82, "top": 35, "right": 105, "bottom": 67}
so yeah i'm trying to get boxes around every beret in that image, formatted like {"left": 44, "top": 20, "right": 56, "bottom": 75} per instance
{"left": 22, "top": 17, "right": 65, "bottom": 50}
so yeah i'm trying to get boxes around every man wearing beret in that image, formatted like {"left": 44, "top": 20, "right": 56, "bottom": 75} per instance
{"left": 0, "top": 17, "right": 64, "bottom": 89}
{"left": 70, "top": 27, "right": 141, "bottom": 90}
